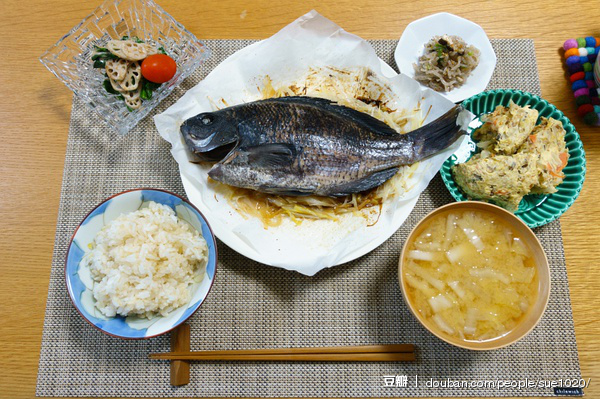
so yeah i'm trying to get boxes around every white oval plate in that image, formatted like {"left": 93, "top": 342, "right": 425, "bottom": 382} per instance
{"left": 394, "top": 12, "right": 496, "bottom": 103}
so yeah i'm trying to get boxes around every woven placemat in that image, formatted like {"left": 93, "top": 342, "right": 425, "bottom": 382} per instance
{"left": 37, "top": 39, "right": 581, "bottom": 397}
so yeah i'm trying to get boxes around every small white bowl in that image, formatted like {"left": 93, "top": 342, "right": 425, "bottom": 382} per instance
{"left": 394, "top": 12, "right": 497, "bottom": 103}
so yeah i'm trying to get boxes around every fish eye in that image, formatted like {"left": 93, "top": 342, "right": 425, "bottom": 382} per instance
{"left": 201, "top": 114, "right": 214, "bottom": 125}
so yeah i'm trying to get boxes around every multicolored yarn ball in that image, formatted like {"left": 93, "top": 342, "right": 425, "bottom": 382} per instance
{"left": 563, "top": 36, "right": 600, "bottom": 126}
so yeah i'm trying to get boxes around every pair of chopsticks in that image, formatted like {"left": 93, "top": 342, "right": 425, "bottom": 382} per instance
{"left": 150, "top": 344, "right": 415, "bottom": 362}
{"left": 153, "top": 325, "right": 415, "bottom": 386}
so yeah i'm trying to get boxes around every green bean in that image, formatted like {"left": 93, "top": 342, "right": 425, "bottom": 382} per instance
{"left": 140, "top": 87, "right": 151, "bottom": 101}
{"left": 141, "top": 79, "right": 156, "bottom": 100}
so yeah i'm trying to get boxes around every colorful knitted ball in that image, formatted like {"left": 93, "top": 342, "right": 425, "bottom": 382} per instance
{"left": 570, "top": 71, "right": 585, "bottom": 82}
{"left": 568, "top": 63, "right": 583, "bottom": 74}
{"left": 583, "top": 112, "right": 599, "bottom": 125}
{"left": 576, "top": 95, "right": 590, "bottom": 106}
{"left": 578, "top": 104, "right": 594, "bottom": 116}
{"left": 563, "top": 37, "right": 600, "bottom": 126}
{"left": 585, "top": 36, "right": 597, "bottom": 47}
{"left": 573, "top": 80, "right": 587, "bottom": 90}
{"left": 564, "top": 39, "right": 578, "bottom": 50}
{"left": 565, "top": 47, "right": 579, "bottom": 58}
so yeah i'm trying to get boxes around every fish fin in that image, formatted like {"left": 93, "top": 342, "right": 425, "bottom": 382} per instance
{"left": 324, "top": 167, "right": 399, "bottom": 197}
{"left": 267, "top": 96, "right": 399, "bottom": 137}
{"left": 404, "top": 105, "right": 467, "bottom": 163}
{"left": 238, "top": 143, "right": 297, "bottom": 168}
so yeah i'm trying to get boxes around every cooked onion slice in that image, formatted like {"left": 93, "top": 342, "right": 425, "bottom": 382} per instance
{"left": 464, "top": 308, "right": 479, "bottom": 336}
{"left": 445, "top": 243, "right": 471, "bottom": 264}
{"left": 428, "top": 294, "right": 453, "bottom": 313}
{"left": 448, "top": 281, "right": 465, "bottom": 299}
{"left": 404, "top": 273, "right": 436, "bottom": 298}
{"left": 432, "top": 314, "right": 455, "bottom": 335}
{"left": 406, "top": 262, "right": 445, "bottom": 291}
{"left": 407, "top": 250, "right": 436, "bottom": 261}
{"left": 457, "top": 218, "right": 484, "bottom": 251}
{"left": 469, "top": 268, "right": 510, "bottom": 285}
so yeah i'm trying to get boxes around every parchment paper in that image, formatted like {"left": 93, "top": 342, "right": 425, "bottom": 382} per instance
{"left": 154, "top": 11, "right": 470, "bottom": 275}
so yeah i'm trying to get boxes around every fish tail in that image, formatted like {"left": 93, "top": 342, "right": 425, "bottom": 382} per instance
{"left": 404, "top": 105, "right": 467, "bottom": 163}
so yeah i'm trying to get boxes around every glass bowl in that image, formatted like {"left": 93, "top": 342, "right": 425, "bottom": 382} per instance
{"left": 40, "top": 0, "right": 210, "bottom": 135}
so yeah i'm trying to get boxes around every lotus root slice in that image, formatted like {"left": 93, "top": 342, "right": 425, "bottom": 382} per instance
{"left": 108, "top": 76, "right": 126, "bottom": 93}
{"left": 118, "top": 62, "right": 141, "bottom": 91}
{"left": 144, "top": 43, "right": 159, "bottom": 56}
{"left": 105, "top": 58, "right": 129, "bottom": 81}
{"left": 122, "top": 87, "right": 142, "bottom": 109}
{"left": 120, "top": 41, "right": 148, "bottom": 61}
{"left": 107, "top": 40, "right": 126, "bottom": 58}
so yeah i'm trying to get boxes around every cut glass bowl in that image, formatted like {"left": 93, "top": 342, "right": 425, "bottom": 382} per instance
{"left": 40, "top": 0, "right": 210, "bottom": 134}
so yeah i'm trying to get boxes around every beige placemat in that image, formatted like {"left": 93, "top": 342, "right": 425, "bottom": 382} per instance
{"left": 36, "top": 39, "right": 582, "bottom": 397}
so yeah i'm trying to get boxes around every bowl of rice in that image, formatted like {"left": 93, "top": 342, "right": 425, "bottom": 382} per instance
{"left": 65, "top": 188, "right": 217, "bottom": 339}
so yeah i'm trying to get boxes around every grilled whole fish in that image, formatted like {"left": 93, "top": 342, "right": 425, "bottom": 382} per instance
{"left": 180, "top": 96, "right": 466, "bottom": 196}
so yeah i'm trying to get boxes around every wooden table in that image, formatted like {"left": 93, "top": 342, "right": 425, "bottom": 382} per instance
{"left": 1, "top": 0, "right": 598, "bottom": 398}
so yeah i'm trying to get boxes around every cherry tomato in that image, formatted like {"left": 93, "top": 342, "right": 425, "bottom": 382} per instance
{"left": 141, "top": 54, "right": 177, "bottom": 83}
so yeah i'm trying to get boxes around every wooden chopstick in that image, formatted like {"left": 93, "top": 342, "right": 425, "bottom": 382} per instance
{"left": 151, "top": 352, "right": 415, "bottom": 362}
{"left": 150, "top": 344, "right": 415, "bottom": 362}
{"left": 170, "top": 324, "right": 190, "bottom": 386}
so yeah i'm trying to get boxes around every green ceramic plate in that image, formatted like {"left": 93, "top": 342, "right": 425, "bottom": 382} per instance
{"left": 440, "top": 89, "right": 586, "bottom": 228}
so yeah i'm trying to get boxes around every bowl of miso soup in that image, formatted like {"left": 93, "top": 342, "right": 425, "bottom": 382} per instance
{"left": 399, "top": 201, "right": 550, "bottom": 350}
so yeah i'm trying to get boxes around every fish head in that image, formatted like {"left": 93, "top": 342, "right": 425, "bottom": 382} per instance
{"left": 180, "top": 111, "right": 239, "bottom": 161}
